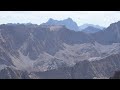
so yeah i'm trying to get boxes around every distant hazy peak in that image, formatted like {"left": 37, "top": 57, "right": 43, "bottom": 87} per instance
{"left": 48, "top": 18, "right": 56, "bottom": 22}
{"left": 81, "top": 26, "right": 102, "bottom": 33}
{"left": 44, "top": 18, "right": 79, "bottom": 31}
{"left": 79, "top": 23, "right": 105, "bottom": 31}
{"left": 64, "top": 17, "right": 73, "bottom": 21}
{"left": 47, "top": 18, "right": 74, "bottom": 23}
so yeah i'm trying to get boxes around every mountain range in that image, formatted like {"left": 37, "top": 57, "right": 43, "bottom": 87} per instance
{"left": 0, "top": 18, "right": 120, "bottom": 79}
{"left": 81, "top": 26, "right": 102, "bottom": 33}
{"left": 79, "top": 23, "right": 105, "bottom": 30}
{"left": 42, "top": 18, "right": 80, "bottom": 31}
{"left": 42, "top": 18, "right": 105, "bottom": 33}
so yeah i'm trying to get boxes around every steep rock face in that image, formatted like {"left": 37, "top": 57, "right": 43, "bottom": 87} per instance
{"left": 72, "top": 54, "right": 120, "bottom": 79}
{"left": 0, "top": 49, "right": 13, "bottom": 66}
{"left": 34, "top": 67, "right": 72, "bottom": 79}
{"left": 0, "top": 67, "right": 30, "bottom": 79}
{"left": 0, "top": 24, "right": 95, "bottom": 72}
{"left": 34, "top": 53, "right": 120, "bottom": 79}
{"left": 19, "top": 24, "right": 95, "bottom": 59}
{"left": 0, "top": 24, "right": 30, "bottom": 49}
{"left": 110, "top": 71, "right": 120, "bottom": 79}
{"left": 93, "top": 21, "right": 120, "bottom": 45}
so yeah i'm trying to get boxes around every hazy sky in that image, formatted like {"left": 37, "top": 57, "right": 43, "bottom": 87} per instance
{"left": 0, "top": 11, "right": 120, "bottom": 27}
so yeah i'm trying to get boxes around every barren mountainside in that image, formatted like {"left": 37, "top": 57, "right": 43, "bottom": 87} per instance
{"left": 0, "top": 20, "right": 120, "bottom": 79}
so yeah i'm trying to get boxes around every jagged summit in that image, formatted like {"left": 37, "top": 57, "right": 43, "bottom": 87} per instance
{"left": 64, "top": 17, "right": 73, "bottom": 21}
{"left": 43, "top": 18, "right": 80, "bottom": 31}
